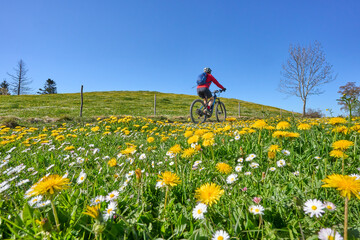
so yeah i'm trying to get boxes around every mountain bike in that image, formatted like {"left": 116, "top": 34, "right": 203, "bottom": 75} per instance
{"left": 190, "top": 89, "right": 227, "bottom": 124}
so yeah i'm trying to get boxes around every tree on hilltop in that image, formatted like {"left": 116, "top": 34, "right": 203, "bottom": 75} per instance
{"left": 0, "top": 79, "right": 10, "bottom": 95}
{"left": 279, "top": 41, "right": 336, "bottom": 117}
{"left": 7, "top": 59, "right": 32, "bottom": 95}
{"left": 337, "top": 82, "right": 360, "bottom": 118}
{"left": 38, "top": 79, "right": 57, "bottom": 94}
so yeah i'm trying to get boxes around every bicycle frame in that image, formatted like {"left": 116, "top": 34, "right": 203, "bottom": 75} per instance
{"left": 204, "top": 90, "right": 221, "bottom": 111}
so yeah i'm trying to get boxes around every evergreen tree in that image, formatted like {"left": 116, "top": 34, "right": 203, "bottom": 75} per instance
{"left": 38, "top": 79, "right": 57, "bottom": 94}
{"left": 0, "top": 80, "right": 10, "bottom": 95}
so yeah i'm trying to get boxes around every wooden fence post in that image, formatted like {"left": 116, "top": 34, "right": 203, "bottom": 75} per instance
{"left": 80, "top": 85, "right": 83, "bottom": 117}
{"left": 154, "top": 94, "right": 156, "bottom": 115}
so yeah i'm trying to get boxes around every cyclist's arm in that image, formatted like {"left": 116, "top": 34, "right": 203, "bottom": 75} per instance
{"left": 209, "top": 75, "right": 225, "bottom": 90}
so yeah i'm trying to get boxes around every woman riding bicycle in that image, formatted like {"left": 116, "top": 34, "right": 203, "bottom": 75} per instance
{"left": 197, "top": 67, "right": 226, "bottom": 114}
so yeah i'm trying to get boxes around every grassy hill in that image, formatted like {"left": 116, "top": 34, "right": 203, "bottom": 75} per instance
{"left": 0, "top": 91, "right": 298, "bottom": 122}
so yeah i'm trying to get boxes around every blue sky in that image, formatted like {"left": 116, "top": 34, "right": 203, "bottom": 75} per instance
{"left": 1, "top": 0, "right": 359, "bottom": 116}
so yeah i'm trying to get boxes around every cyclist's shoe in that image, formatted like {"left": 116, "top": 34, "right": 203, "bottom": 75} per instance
{"left": 205, "top": 108, "right": 212, "bottom": 117}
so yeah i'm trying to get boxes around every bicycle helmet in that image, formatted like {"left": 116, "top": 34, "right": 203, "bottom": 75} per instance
{"left": 204, "top": 67, "right": 212, "bottom": 74}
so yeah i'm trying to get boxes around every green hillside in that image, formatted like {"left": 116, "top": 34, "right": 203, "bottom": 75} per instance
{"left": 0, "top": 91, "right": 297, "bottom": 121}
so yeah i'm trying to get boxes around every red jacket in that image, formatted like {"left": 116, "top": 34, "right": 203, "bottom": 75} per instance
{"left": 197, "top": 74, "right": 225, "bottom": 90}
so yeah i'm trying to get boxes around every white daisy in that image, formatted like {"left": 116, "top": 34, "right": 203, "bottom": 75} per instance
{"left": 234, "top": 135, "right": 240, "bottom": 140}
{"left": 212, "top": 230, "right": 230, "bottom": 240}
{"left": 16, "top": 179, "right": 30, "bottom": 186}
{"left": 349, "top": 174, "right": 360, "bottom": 180}
{"left": 324, "top": 201, "right": 336, "bottom": 211}
{"left": 281, "top": 149, "right": 290, "bottom": 156}
{"left": 76, "top": 171, "right": 87, "bottom": 184}
{"left": 244, "top": 171, "right": 252, "bottom": 176}
{"left": 237, "top": 158, "right": 244, "bottom": 163}
{"left": 192, "top": 203, "right": 207, "bottom": 220}
{"left": 226, "top": 174, "right": 238, "bottom": 184}
{"left": 235, "top": 165, "right": 243, "bottom": 172}
{"left": 28, "top": 195, "right": 43, "bottom": 207}
{"left": 155, "top": 180, "right": 165, "bottom": 189}
{"left": 250, "top": 162, "right": 259, "bottom": 169}
{"left": 249, "top": 204, "right": 264, "bottom": 215}
{"left": 91, "top": 195, "right": 105, "bottom": 206}
{"left": 269, "top": 167, "right": 276, "bottom": 171}
{"left": 293, "top": 171, "right": 300, "bottom": 176}
{"left": 106, "top": 190, "right": 119, "bottom": 202}
{"left": 246, "top": 154, "right": 256, "bottom": 161}
{"left": 318, "top": 228, "right": 343, "bottom": 240}
{"left": 103, "top": 201, "right": 117, "bottom": 221}
{"left": 276, "top": 159, "right": 286, "bottom": 167}
{"left": 139, "top": 153, "right": 146, "bottom": 160}
{"left": 35, "top": 200, "right": 51, "bottom": 208}
{"left": 303, "top": 199, "right": 325, "bottom": 218}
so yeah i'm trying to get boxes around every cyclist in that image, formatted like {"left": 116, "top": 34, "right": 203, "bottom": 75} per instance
{"left": 197, "top": 67, "right": 226, "bottom": 114}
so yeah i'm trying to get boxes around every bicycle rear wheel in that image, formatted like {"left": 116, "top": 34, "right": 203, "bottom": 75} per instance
{"left": 190, "top": 99, "right": 207, "bottom": 124}
{"left": 215, "top": 101, "right": 226, "bottom": 122}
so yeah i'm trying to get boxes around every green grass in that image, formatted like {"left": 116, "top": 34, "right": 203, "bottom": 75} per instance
{"left": 0, "top": 91, "right": 298, "bottom": 122}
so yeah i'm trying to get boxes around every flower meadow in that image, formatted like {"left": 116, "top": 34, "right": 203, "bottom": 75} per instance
{"left": 0, "top": 116, "right": 360, "bottom": 239}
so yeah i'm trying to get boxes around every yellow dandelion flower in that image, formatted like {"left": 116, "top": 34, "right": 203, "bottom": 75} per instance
{"left": 269, "top": 144, "right": 281, "bottom": 152}
{"left": 64, "top": 146, "right": 75, "bottom": 151}
{"left": 194, "top": 129, "right": 207, "bottom": 137}
{"left": 297, "top": 123, "right": 311, "bottom": 130}
{"left": 332, "top": 140, "right": 354, "bottom": 151}
{"left": 55, "top": 135, "right": 65, "bottom": 141}
{"left": 195, "top": 183, "right": 224, "bottom": 206}
{"left": 157, "top": 171, "right": 181, "bottom": 187}
{"left": 188, "top": 135, "right": 199, "bottom": 144}
{"left": 169, "top": 144, "right": 182, "bottom": 154}
{"left": 329, "top": 150, "right": 348, "bottom": 159}
{"left": 161, "top": 136, "right": 169, "bottom": 142}
{"left": 121, "top": 146, "right": 136, "bottom": 155}
{"left": 332, "top": 126, "right": 349, "bottom": 134}
{"left": 268, "top": 151, "right": 276, "bottom": 159}
{"left": 285, "top": 132, "right": 300, "bottom": 138}
{"left": 202, "top": 132, "right": 214, "bottom": 140}
{"left": 322, "top": 174, "right": 360, "bottom": 199}
{"left": 147, "top": 137, "right": 155, "bottom": 143}
{"left": 91, "top": 126, "right": 100, "bottom": 132}
{"left": 216, "top": 162, "right": 232, "bottom": 174}
{"left": 272, "top": 131, "right": 288, "bottom": 138}
{"left": 107, "top": 158, "right": 117, "bottom": 167}
{"left": 202, "top": 138, "right": 215, "bottom": 147}
{"left": 83, "top": 204, "right": 101, "bottom": 220}
{"left": 184, "top": 131, "right": 193, "bottom": 138}
{"left": 182, "top": 148, "right": 196, "bottom": 158}
{"left": 251, "top": 120, "right": 267, "bottom": 129}
{"left": 27, "top": 175, "right": 70, "bottom": 197}
{"left": 276, "top": 121, "right": 291, "bottom": 130}
{"left": 328, "top": 117, "right": 347, "bottom": 125}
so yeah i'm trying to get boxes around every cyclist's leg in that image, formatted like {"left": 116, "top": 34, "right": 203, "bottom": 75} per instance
{"left": 204, "top": 88, "right": 213, "bottom": 109}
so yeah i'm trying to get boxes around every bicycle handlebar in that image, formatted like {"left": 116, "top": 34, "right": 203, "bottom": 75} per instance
{"left": 213, "top": 89, "right": 226, "bottom": 94}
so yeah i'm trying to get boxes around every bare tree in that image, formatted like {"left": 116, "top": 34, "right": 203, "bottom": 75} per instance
{"left": 7, "top": 59, "right": 32, "bottom": 95}
{"left": 279, "top": 41, "right": 336, "bottom": 116}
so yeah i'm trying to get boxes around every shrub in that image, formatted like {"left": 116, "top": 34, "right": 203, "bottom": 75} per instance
{"left": 305, "top": 108, "right": 324, "bottom": 118}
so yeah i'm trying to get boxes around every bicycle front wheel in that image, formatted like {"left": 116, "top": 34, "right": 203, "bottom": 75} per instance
{"left": 215, "top": 101, "right": 227, "bottom": 122}
{"left": 190, "top": 99, "right": 207, "bottom": 124}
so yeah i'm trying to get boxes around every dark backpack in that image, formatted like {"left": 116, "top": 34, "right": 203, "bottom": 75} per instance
{"left": 196, "top": 73, "right": 209, "bottom": 85}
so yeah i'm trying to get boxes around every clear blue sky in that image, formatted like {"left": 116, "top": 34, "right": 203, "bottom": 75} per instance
{"left": 1, "top": 0, "right": 359, "bottom": 116}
